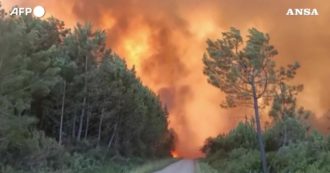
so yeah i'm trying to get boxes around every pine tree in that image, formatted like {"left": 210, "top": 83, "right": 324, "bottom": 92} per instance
{"left": 203, "top": 27, "right": 300, "bottom": 173}
{"left": 270, "top": 83, "right": 310, "bottom": 121}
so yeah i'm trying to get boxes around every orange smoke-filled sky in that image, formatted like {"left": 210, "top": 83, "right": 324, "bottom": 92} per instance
{"left": 3, "top": 0, "right": 330, "bottom": 158}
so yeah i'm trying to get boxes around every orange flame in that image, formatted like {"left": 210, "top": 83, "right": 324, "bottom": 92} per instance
{"left": 171, "top": 150, "right": 179, "bottom": 158}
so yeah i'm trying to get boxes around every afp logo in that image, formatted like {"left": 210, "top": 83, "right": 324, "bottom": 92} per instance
{"left": 10, "top": 6, "right": 46, "bottom": 18}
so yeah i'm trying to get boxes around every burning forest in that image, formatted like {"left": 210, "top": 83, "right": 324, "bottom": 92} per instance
{"left": 1, "top": 0, "right": 330, "bottom": 172}
{"left": 3, "top": 0, "right": 330, "bottom": 158}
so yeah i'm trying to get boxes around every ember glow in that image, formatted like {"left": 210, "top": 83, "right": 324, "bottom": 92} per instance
{"left": 3, "top": 0, "right": 330, "bottom": 158}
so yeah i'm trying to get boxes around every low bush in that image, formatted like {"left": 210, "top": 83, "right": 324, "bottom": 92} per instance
{"left": 203, "top": 119, "right": 330, "bottom": 173}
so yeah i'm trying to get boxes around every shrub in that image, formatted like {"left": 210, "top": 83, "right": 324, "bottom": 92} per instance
{"left": 207, "top": 148, "right": 261, "bottom": 173}
{"left": 202, "top": 121, "right": 257, "bottom": 156}
{"left": 203, "top": 119, "right": 330, "bottom": 173}
{"left": 264, "top": 117, "right": 306, "bottom": 151}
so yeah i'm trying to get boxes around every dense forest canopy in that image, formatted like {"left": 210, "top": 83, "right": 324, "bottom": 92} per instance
{"left": 0, "top": 4, "right": 174, "bottom": 172}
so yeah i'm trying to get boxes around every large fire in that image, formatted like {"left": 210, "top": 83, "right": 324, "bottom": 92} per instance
{"left": 2, "top": 0, "right": 330, "bottom": 158}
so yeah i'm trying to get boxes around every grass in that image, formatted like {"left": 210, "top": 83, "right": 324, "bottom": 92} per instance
{"left": 129, "top": 158, "right": 176, "bottom": 173}
{"left": 195, "top": 160, "right": 219, "bottom": 173}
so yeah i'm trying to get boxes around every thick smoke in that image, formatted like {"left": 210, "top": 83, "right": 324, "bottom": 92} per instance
{"left": 3, "top": 0, "right": 330, "bottom": 157}
{"left": 309, "top": 111, "right": 330, "bottom": 134}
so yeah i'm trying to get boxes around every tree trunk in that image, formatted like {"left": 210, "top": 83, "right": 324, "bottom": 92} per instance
{"left": 59, "top": 80, "right": 66, "bottom": 145}
{"left": 108, "top": 123, "right": 118, "bottom": 149}
{"left": 0, "top": 56, "right": 3, "bottom": 72}
{"left": 77, "top": 55, "right": 88, "bottom": 141}
{"left": 84, "top": 108, "right": 90, "bottom": 140}
{"left": 77, "top": 97, "right": 86, "bottom": 141}
{"left": 72, "top": 109, "right": 77, "bottom": 139}
{"left": 97, "top": 108, "right": 104, "bottom": 146}
{"left": 283, "top": 121, "right": 288, "bottom": 146}
{"left": 251, "top": 81, "right": 269, "bottom": 173}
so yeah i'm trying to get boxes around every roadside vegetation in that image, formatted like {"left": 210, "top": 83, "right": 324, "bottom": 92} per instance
{"left": 202, "top": 119, "right": 330, "bottom": 173}
{"left": 0, "top": 3, "right": 174, "bottom": 173}
{"left": 195, "top": 161, "right": 218, "bottom": 173}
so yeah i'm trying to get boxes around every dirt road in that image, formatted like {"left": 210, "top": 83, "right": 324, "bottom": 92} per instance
{"left": 154, "top": 160, "right": 195, "bottom": 173}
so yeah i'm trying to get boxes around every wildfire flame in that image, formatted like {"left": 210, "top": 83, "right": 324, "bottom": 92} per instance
{"left": 171, "top": 150, "right": 179, "bottom": 158}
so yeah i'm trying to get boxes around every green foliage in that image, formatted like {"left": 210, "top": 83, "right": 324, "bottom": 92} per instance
{"left": 220, "top": 148, "right": 261, "bottom": 173}
{"left": 202, "top": 122, "right": 261, "bottom": 172}
{"left": 269, "top": 83, "right": 310, "bottom": 121}
{"left": 202, "top": 27, "right": 315, "bottom": 173}
{"left": 0, "top": 130, "right": 69, "bottom": 172}
{"left": 195, "top": 161, "right": 219, "bottom": 173}
{"left": 0, "top": 6, "right": 173, "bottom": 172}
{"left": 202, "top": 121, "right": 257, "bottom": 156}
{"left": 203, "top": 27, "right": 287, "bottom": 108}
{"left": 203, "top": 27, "right": 303, "bottom": 173}
{"left": 269, "top": 137, "right": 330, "bottom": 173}
{"left": 203, "top": 120, "right": 330, "bottom": 173}
{"left": 264, "top": 117, "right": 306, "bottom": 151}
